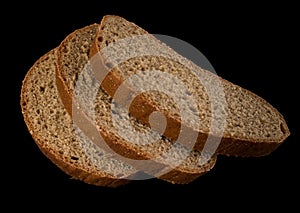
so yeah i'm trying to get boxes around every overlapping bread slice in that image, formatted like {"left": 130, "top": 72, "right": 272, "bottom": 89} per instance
{"left": 20, "top": 49, "right": 135, "bottom": 187}
{"left": 89, "top": 15, "right": 290, "bottom": 157}
{"left": 21, "top": 48, "right": 215, "bottom": 186}
{"left": 56, "top": 24, "right": 217, "bottom": 184}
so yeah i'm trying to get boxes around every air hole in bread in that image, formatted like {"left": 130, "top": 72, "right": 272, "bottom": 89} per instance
{"left": 62, "top": 47, "right": 69, "bottom": 54}
{"left": 161, "top": 135, "right": 167, "bottom": 141}
{"left": 98, "top": 36, "right": 103, "bottom": 42}
{"left": 71, "top": 156, "right": 79, "bottom": 161}
{"left": 105, "top": 62, "right": 113, "bottom": 69}
{"left": 39, "top": 86, "right": 45, "bottom": 93}
{"left": 74, "top": 72, "right": 79, "bottom": 82}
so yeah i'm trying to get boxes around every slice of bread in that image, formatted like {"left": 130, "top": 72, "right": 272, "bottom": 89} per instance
{"left": 89, "top": 15, "right": 290, "bottom": 157}
{"left": 56, "top": 24, "right": 217, "bottom": 184}
{"left": 20, "top": 49, "right": 134, "bottom": 187}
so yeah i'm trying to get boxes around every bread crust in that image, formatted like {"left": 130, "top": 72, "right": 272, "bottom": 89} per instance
{"left": 20, "top": 15, "right": 291, "bottom": 187}
{"left": 55, "top": 25, "right": 217, "bottom": 184}
{"left": 88, "top": 53, "right": 285, "bottom": 157}
{"left": 21, "top": 49, "right": 129, "bottom": 187}
{"left": 89, "top": 15, "right": 290, "bottom": 157}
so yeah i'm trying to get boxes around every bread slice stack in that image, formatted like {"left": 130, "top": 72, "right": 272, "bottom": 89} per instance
{"left": 20, "top": 15, "right": 290, "bottom": 187}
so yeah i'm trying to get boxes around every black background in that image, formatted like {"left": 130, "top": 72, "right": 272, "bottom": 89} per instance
{"left": 8, "top": 0, "right": 298, "bottom": 211}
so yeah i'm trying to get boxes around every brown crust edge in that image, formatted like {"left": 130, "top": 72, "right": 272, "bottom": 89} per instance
{"left": 89, "top": 15, "right": 290, "bottom": 157}
{"left": 55, "top": 23, "right": 217, "bottom": 184}
{"left": 20, "top": 49, "right": 129, "bottom": 187}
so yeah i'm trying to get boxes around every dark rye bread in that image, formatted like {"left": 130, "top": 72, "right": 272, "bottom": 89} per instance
{"left": 56, "top": 24, "right": 217, "bottom": 184}
{"left": 20, "top": 49, "right": 134, "bottom": 187}
{"left": 89, "top": 15, "right": 290, "bottom": 157}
